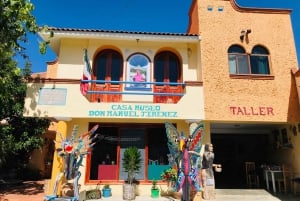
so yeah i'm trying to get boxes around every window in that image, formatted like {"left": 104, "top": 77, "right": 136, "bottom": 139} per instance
{"left": 125, "top": 53, "right": 151, "bottom": 91}
{"left": 153, "top": 51, "right": 182, "bottom": 103}
{"left": 91, "top": 49, "right": 123, "bottom": 102}
{"left": 228, "top": 45, "right": 271, "bottom": 76}
{"left": 250, "top": 46, "right": 270, "bottom": 74}
{"left": 86, "top": 123, "right": 169, "bottom": 182}
{"left": 218, "top": 6, "right": 224, "bottom": 12}
{"left": 94, "top": 49, "right": 123, "bottom": 84}
{"left": 207, "top": 5, "right": 213, "bottom": 11}
{"left": 89, "top": 126, "right": 118, "bottom": 180}
{"left": 154, "top": 51, "right": 181, "bottom": 85}
{"left": 228, "top": 45, "right": 249, "bottom": 74}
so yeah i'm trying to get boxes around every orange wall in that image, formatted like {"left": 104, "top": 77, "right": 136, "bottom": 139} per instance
{"left": 189, "top": 0, "right": 299, "bottom": 122}
{"left": 46, "top": 59, "right": 59, "bottom": 78}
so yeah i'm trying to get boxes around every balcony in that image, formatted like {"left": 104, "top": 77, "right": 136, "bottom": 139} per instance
{"left": 24, "top": 78, "right": 203, "bottom": 119}
{"left": 83, "top": 80, "right": 185, "bottom": 104}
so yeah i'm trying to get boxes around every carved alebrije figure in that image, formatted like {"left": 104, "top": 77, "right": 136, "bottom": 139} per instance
{"left": 201, "top": 143, "right": 221, "bottom": 200}
{"left": 45, "top": 124, "right": 99, "bottom": 201}
{"left": 165, "top": 122, "right": 205, "bottom": 201}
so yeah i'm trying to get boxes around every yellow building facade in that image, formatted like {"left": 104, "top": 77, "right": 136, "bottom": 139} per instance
{"left": 24, "top": 0, "right": 300, "bottom": 197}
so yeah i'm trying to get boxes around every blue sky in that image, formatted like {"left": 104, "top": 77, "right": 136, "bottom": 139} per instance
{"left": 21, "top": 0, "right": 300, "bottom": 73}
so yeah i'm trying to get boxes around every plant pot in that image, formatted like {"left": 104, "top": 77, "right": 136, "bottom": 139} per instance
{"left": 123, "top": 183, "right": 136, "bottom": 200}
{"left": 102, "top": 188, "right": 111, "bottom": 197}
{"left": 151, "top": 188, "right": 160, "bottom": 198}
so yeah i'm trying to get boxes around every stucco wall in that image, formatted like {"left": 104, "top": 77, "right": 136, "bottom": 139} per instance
{"left": 24, "top": 83, "right": 205, "bottom": 121}
{"left": 193, "top": 0, "right": 299, "bottom": 122}
{"left": 46, "top": 60, "right": 59, "bottom": 78}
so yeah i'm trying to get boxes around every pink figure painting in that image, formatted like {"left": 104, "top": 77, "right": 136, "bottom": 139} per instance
{"left": 133, "top": 69, "right": 145, "bottom": 82}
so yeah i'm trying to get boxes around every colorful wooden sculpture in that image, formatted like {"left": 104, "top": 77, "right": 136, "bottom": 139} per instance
{"left": 45, "top": 125, "right": 99, "bottom": 201}
{"left": 165, "top": 122, "right": 204, "bottom": 201}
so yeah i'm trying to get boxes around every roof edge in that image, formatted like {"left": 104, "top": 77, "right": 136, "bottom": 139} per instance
{"left": 230, "top": 0, "right": 292, "bottom": 14}
{"left": 40, "top": 27, "right": 199, "bottom": 37}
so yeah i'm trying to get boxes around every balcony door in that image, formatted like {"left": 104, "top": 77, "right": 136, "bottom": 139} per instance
{"left": 91, "top": 49, "right": 123, "bottom": 102}
{"left": 154, "top": 51, "right": 182, "bottom": 103}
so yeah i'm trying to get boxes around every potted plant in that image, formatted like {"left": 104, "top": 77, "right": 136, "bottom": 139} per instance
{"left": 122, "top": 146, "right": 142, "bottom": 200}
{"left": 161, "top": 167, "right": 178, "bottom": 190}
{"left": 161, "top": 167, "right": 181, "bottom": 199}
{"left": 102, "top": 184, "right": 111, "bottom": 198}
{"left": 151, "top": 180, "right": 160, "bottom": 198}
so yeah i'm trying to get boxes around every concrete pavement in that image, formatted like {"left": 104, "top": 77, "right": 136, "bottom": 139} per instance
{"left": 84, "top": 189, "right": 300, "bottom": 201}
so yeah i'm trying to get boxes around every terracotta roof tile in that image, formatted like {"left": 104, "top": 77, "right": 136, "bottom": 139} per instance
{"left": 45, "top": 27, "right": 199, "bottom": 37}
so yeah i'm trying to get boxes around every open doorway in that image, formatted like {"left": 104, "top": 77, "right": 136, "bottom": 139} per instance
{"left": 212, "top": 133, "right": 270, "bottom": 189}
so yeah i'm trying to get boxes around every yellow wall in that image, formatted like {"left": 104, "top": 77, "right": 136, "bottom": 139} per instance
{"left": 47, "top": 121, "right": 68, "bottom": 195}
{"left": 24, "top": 83, "right": 204, "bottom": 121}
{"left": 53, "top": 38, "right": 199, "bottom": 80}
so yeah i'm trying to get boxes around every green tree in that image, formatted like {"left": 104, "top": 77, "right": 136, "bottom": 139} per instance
{"left": 0, "top": 0, "right": 50, "bottom": 170}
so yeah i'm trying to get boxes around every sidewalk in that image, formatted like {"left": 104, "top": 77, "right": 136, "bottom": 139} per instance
{"left": 1, "top": 180, "right": 300, "bottom": 201}
{"left": 98, "top": 189, "right": 299, "bottom": 201}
